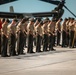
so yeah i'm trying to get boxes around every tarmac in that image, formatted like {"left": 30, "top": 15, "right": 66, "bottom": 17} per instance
{"left": 0, "top": 46, "right": 76, "bottom": 75}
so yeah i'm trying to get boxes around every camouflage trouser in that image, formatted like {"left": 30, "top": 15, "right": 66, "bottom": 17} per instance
{"left": 43, "top": 34, "right": 48, "bottom": 51}
{"left": 9, "top": 33, "right": 16, "bottom": 56}
{"left": 0, "top": 35, "right": 1, "bottom": 54}
{"left": 57, "top": 30, "right": 61, "bottom": 45}
{"left": 1, "top": 34, "right": 8, "bottom": 57}
{"left": 36, "top": 35, "right": 41, "bottom": 52}
{"left": 69, "top": 31, "right": 74, "bottom": 47}
{"left": 48, "top": 34, "right": 54, "bottom": 50}
{"left": 17, "top": 31, "right": 25, "bottom": 55}
{"left": 62, "top": 30, "right": 66, "bottom": 47}
{"left": 27, "top": 34, "right": 33, "bottom": 53}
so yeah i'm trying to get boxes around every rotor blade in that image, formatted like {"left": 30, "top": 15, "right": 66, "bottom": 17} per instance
{"left": 31, "top": 11, "right": 58, "bottom": 17}
{"left": 0, "top": 12, "right": 30, "bottom": 18}
{"left": 0, "top": 0, "right": 17, "bottom": 5}
{"left": 40, "top": 0, "right": 60, "bottom": 5}
{"left": 64, "top": 5, "right": 76, "bottom": 18}
{"left": 0, "top": 11, "right": 58, "bottom": 18}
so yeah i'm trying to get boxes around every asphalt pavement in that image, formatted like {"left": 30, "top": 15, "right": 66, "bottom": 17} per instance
{"left": 0, "top": 47, "right": 76, "bottom": 75}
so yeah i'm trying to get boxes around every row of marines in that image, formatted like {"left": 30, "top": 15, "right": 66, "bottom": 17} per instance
{"left": 0, "top": 17, "right": 76, "bottom": 57}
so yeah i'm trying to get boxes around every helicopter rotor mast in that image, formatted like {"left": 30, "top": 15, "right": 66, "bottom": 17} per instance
{"left": 41, "top": 0, "right": 76, "bottom": 18}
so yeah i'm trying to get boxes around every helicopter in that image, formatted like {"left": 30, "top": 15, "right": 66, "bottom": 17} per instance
{"left": 0, "top": 0, "right": 76, "bottom": 21}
